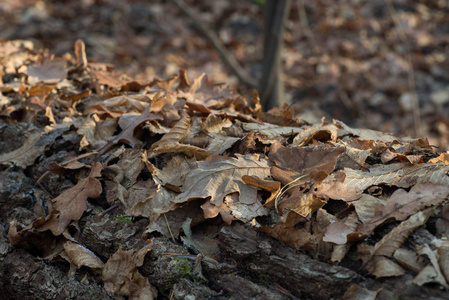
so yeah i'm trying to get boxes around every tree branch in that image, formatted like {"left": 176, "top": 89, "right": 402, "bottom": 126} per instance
{"left": 171, "top": 0, "right": 258, "bottom": 88}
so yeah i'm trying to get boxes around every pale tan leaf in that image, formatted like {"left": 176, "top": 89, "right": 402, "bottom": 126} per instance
{"left": 323, "top": 221, "right": 354, "bottom": 245}
{"left": 317, "top": 163, "right": 449, "bottom": 202}
{"left": 0, "top": 121, "right": 74, "bottom": 168}
{"left": 63, "top": 240, "right": 104, "bottom": 269}
{"left": 173, "top": 154, "right": 271, "bottom": 206}
{"left": 359, "top": 185, "right": 449, "bottom": 236}
{"left": 334, "top": 119, "right": 399, "bottom": 142}
{"left": 371, "top": 208, "right": 434, "bottom": 257}
{"left": 292, "top": 123, "right": 339, "bottom": 146}
{"left": 149, "top": 115, "right": 210, "bottom": 158}
{"left": 393, "top": 248, "right": 426, "bottom": 273}
{"left": 429, "top": 152, "right": 449, "bottom": 165}
{"left": 130, "top": 184, "right": 178, "bottom": 221}
{"left": 414, "top": 244, "right": 449, "bottom": 288}
{"left": 242, "top": 122, "right": 306, "bottom": 137}
{"left": 223, "top": 192, "right": 269, "bottom": 222}
{"left": 201, "top": 114, "right": 232, "bottom": 133}
{"left": 369, "top": 256, "right": 405, "bottom": 278}
{"left": 341, "top": 284, "right": 381, "bottom": 300}
{"left": 351, "top": 194, "right": 386, "bottom": 224}
{"left": 437, "top": 239, "right": 449, "bottom": 283}
{"left": 205, "top": 133, "right": 240, "bottom": 155}
{"left": 27, "top": 58, "right": 66, "bottom": 85}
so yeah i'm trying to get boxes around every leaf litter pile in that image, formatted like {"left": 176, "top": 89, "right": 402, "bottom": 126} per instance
{"left": 1, "top": 40, "right": 449, "bottom": 300}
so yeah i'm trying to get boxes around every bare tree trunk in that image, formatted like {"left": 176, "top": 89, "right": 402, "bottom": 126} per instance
{"left": 259, "top": 0, "right": 291, "bottom": 110}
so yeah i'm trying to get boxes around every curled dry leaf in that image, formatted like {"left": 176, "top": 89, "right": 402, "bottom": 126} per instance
{"left": 149, "top": 114, "right": 210, "bottom": 159}
{"left": 35, "top": 162, "right": 103, "bottom": 236}
{"left": 63, "top": 239, "right": 104, "bottom": 269}
{"left": 413, "top": 244, "right": 449, "bottom": 288}
{"left": 358, "top": 184, "right": 449, "bottom": 236}
{"left": 103, "top": 242, "right": 157, "bottom": 300}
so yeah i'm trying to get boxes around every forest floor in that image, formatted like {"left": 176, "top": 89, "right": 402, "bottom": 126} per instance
{"left": 1, "top": 1, "right": 449, "bottom": 299}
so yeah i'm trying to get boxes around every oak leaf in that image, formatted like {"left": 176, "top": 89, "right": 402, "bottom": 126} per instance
{"left": 173, "top": 154, "right": 271, "bottom": 206}
{"left": 35, "top": 162, "right": 103, "bottom": 235}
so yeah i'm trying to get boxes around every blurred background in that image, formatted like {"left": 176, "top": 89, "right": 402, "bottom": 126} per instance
{"left": 1, "top": 0, "right": 449, "bottom": 148}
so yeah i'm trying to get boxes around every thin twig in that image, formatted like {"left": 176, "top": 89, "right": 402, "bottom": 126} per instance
{"left": 164, "top": 213, "right": 176, "bottom": 242}
{"left": 386, "top": 0, "right": 422, "bottom": 137}
{"left": 97, "top": 204, "right": 118, "bottom": 217}
{"left": 274, "top": 174, "right": 307, "bottom": 212}
{"left": 170, "top": 0, "right": 257, "bottom": 88}
{"left": 297, "top": 0, "right": 316, "bottom": 52}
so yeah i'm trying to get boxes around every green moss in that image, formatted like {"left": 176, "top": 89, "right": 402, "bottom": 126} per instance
{"left": 168, "top": 257, "right": 194, "bottom": 281}
{"left": 115, "top": 214, "right": 132, "bottom": 223}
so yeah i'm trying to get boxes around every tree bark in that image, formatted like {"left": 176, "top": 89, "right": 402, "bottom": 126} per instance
{"left": 259, "top": 0, "right": 291, "bottom": 110}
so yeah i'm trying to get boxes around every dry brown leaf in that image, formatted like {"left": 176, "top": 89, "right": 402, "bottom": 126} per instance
{"left": 292, "top": 122, "right": 339, "bottom": 146}
{"left": 242, "top": 175, "right": 281, "bottom": 207}
{"left": 103, "top": 243, "right": 157, "bottom": 300}
{"left": 201, "top": 113, "right": 232, "bottom": 133}
{"left": 429, "top": 152, "right": 449, "bottom": 165}
{"left": 201, "top": 197, "right": 236, "bottom": 225}
{"left": 173, "top": 154, "right": 271, "bottom": 206}
{"left": 27, "top": 58, "right": 67, "bottom": 85}
{"left": 0, "top": 121, "right": 77, "bottom": 168}
{"left": 351, "top": 194, "right": 386, "bottom": 224}
{"left": 269, "top": 141, "right": 345, "bottom": 176}
{"left": 413, "top": 244, "right": 449, "bottom": 288}
{"left": 63, "top": 239, "right": 104, "bottom": 269}
{"left": 261, "top": 224, "right": 315, "bottom": 250}
{"left": 358, "top": 208, "right": 434, "bottom": 277}
{"left": 437, "top": 239, "right": 449, "bottom": 283}
{"left": 393, "top": 248, "right": 426, "bottom": 273}
{"left": 316, "top": 163, "right": 449, "bottom": 202}
{"left": 35, "top": 162, "right": 103, "bottom": 235}
{"left": 370, "top": 207, "right": 434, "bottom": 257}
{"left": 149, "top": 114, "right": 209, "bottom": 158}
{"left": 323, "top": 221, "right": 356, "bottom": 245}
{"left": 242, "top": 122, "right": 305, "bottom": 137}
{"left": 358, "top": 184, "right": 449, "bottom": 236}
{"left": 90, "top": 68, "right": 126, "bottom": 88}
{"left": 106, "top": 106, "right": 163, "bottom": 149}
{"left": 341, "top": 284, "right": 381, "bottom": 300}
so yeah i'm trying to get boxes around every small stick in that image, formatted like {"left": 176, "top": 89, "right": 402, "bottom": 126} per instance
{"left": 97, "top": 204, "right": 118, "bottom": 217}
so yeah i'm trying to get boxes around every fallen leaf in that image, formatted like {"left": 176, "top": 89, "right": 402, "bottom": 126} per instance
{"left": 35, "top": 162, "right": 103, "bottom": 235}
{"left": 103, "top": 243, "right": 157, "bottom": 300}
{"left": 173, "top": 154, "right": 271, "bottom": 206}
{"left": 27, "top": 58, "right": 67, "bottom": 85}
{"left": 358, "top": 184, "right": 449, "bottom": 236}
